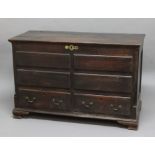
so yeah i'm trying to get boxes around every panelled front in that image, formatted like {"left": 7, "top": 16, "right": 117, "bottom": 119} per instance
{"left": 13, "top": 42, "right": 71, "bottom": 113}
{"left": 14, "top": 42, "right": 70, "bottom": 89}
{"left": 72, "top": 45, "right": 135, "bottom": 116}
{"left": 9, "top": 31, "right": 145, "bottom": 129}
{"left": 13, "top": 42, "right": 135, "bottom": 116}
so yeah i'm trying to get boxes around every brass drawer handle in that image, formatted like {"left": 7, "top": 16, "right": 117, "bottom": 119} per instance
{"left": 81, "top": 101, "right": 94, "bottom": 108}
{"left": 25, "top": 96, "right": 36, "bottom": 104}
{"left": 110, "top": 104, "right": 122, "bottom": 111}
{"left": 113, "top": 108, "right": 119, "bottom": 111}
{"left": 53, "top": 102, "right": 60, "bottom": 106}
{"left": 65, "top": 45, "right": 79, "bottom": 51}
{"left": 51, "top": 98, "right": 64, "bottom": 106}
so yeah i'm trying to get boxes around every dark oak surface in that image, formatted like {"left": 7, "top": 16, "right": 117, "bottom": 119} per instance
{"left": 9, "top": 31, "right": 145, "bottom": 46}
{"left": 74, "top": 73, "right": 132, "bottom": 93}
{"left": 16, "top": 51, "right": 70, "bottom": 69}
{"left": 74, "top": 54, "right": 133, "bottom": 73}
{"left": 16, "top": 69, "right": 70, "bottom": 88}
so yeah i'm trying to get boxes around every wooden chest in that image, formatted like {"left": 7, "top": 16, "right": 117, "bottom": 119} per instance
{"left": 9, "top": 31, "right": 145, "bottom": 130}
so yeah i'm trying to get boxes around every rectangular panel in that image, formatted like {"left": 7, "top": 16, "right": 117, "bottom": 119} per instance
{"left": 14, "top": 42, "right": 67, "bottom": 53}
{"left": 73, "top": 44, "right": 135, "bottom": 56}
{"left": 16, "top": 69, "right": 70, "bottom": 89}
{"left": 16, "top": 51, "right": 70, "bottom": 69}
{"left": 74, "top": 93, "right": 131, "bottom": 116}
{"left": 74, "top": 54, "right": 133, "bottom": 73}
{"left": 16, "top": 88, "right": 71, "bottom": 112}
{"left": 74, "top": 73, "right": 132, "bottom": 93}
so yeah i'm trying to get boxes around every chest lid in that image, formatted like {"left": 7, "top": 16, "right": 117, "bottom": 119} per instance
{"left": 9, "top": 31, "right": 145, "bottom": 46}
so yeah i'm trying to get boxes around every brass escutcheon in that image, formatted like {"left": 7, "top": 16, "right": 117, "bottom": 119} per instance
{"left": 65, "top": 45, "right": 79, "bottom": 51}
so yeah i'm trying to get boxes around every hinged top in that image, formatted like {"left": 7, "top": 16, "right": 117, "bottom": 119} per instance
{"left": 9, "top": 31, "right": 145, "bottom": 46}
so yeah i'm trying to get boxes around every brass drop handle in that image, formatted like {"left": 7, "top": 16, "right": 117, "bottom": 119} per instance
{"left": 53, "top": 102, "right": 60, "bottom": 106}
{"left": 110, "top": 104, "right": 122, "bottom": 111}
{"left": 51, "top": 98, "right": 63, "bottom": 106}
{"left": 113, "top": 108, "right": 119, "bottom": 111}
{"left": 81, "top": 101, "right": 94, "bottom": 108}
{"left": 52, "top": 98, "right": 59, "bottom": 106}
{"left": 25, "top": 96, "right": 36, "bottom": 104}
{"left": 65, "top": 45, "right": 79, "bottom": 51}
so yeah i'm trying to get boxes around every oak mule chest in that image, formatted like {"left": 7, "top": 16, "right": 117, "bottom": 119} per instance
{"left": 9, "top": 31, "right": 145, "bottom": 130}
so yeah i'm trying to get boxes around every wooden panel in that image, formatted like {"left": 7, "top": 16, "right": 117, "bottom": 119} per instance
{"left": 74, "top": 54, "right": 133, "bottom": 73}
{"left": 16, "top": 88, "right": 71, "bottom": 112}
{"left": 74, "top": 93, "right": 131, "bottom": 116}
{"left": 16, "top": 69, "right": 70, "bottom": 89}
{"left": 73, "top": 45, "right": 136, "bottom": 56}
{"left": 15, "top": 51, "right": 70, "bottom": 69}
{"left": 13, "top": 42, "right": 67, "bottom": 53}
{"left": 74, "top": 73, "right": 132, "bottom": 93}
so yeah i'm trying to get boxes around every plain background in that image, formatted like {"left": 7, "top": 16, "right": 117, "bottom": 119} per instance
{"left": 0, "top": 18, "right": 155, "bottom": 136}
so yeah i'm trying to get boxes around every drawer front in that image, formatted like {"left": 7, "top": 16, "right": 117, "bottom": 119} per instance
{"left": 74, "top": 73, "right": 132, "bottom": 93}
{"left": 16, "top": 69, "right": 70, "bottom": 89}
{"left": 74, "top": 93, "right": 131, "bottom": 116}
{"left": 74, "top": 54, "right": 133, "bottom": 73}
{"left": 16, "top": 88, "right": 71, "bottom": 112}
{"left": 15, "top": 51, "right": 70, "bottom": 69}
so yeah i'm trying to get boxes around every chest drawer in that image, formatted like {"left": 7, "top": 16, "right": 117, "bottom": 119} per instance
{"left": 16, "top": 69, "right": 70, "bottom": 89}
{"left": 74, "top": 54, "right": 133, "bottom": 73}
{"left": 16, "top": 88, "right": 71, "bottom": 112}
{"left": 74, "top": 93, "right": 131, "bottom": 116}
{"left": 74, "top": 73, "right": 132, "bottom": 93}
{"left": 15, "top": 51, "right": 70, "bottom": 69}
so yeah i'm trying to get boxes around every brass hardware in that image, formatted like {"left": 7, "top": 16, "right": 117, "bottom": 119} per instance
{"left": 52, "top": 98, "right": 56, "bottom": 102}
{"left": 65, "top": 45, "right": 79, "bottom": 51}
{"left": 110, "top": 104, "right": 122, "bottom": 111}
{"left": 110, "top": 104, "right": 114, "bottom": 107}
{"left": 65, "top": 45, "right": 68, "bottom": 50}
{"left": 53, "top": 102, "right": 60, "bottom": 106}
{"left": 25, "top": 96, "right": 36, "bottom": 104}
{"left": 82, "top": 101, "right": 86, "bottom": 104}
{"left": 59, "top": 100, "right": 63, "bottom": 103}
{"left": 113, "top": 108, "right": 119, "bottom": 111}
{"left": 51, "top": 98, "right": 63, "bottom": 106}
{"left": 118, "top": 105, "right": 122, "bottom": 108}
{"left": 89, "top": 102, "right": 94, "bottom": 105}
{"left": 81, "top": 101, "right": 94, "bottom": 108}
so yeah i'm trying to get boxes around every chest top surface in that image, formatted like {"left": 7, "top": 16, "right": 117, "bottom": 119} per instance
{"left": 9, "top": 31, "right": 145, "bottom": 46}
